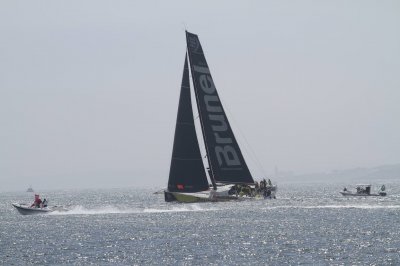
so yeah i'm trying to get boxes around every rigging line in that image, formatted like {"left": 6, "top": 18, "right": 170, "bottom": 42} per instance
{"left": 222, "top": 100, "right": 268, "bottom": 178}
{"left": 205, "top": 72, "right": 266, "bottom": 177}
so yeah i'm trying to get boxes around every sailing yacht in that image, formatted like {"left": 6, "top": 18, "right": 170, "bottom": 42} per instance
{"left": 164, "top": 31, "right": 276, "bottom": 203}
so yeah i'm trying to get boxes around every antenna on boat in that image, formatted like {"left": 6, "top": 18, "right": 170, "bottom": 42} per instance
{"left": 181, "top": 22, "right": 187, "bottom": 32}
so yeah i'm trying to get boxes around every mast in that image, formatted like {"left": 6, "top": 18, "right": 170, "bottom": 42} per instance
{"left": 185, "top": 31, "right": 254, "bottom": 185}
{"left": 185, "top": 32, "right": 218, "bottom": 190}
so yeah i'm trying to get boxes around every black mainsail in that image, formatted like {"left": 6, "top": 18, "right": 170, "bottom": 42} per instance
{"left": 186, "top": 31, "right": 254, "bottom": 185}
{"left": 167, "top": 55, "right": 209, "bottom": 193}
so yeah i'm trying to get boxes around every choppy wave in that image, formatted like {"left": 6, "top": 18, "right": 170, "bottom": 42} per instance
{"left": 266, "top": 205, "right": 400, "bottom": 210}
{"left": 3, "top": 184, "right": 400, "bottom": 265}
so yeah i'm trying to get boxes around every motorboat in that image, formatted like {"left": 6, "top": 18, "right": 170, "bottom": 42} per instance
{"left": 12, "top": 203, "right": 68, "bottom": 215}
{"left": 340, "top": 184, "right": 387, "bottom": 197}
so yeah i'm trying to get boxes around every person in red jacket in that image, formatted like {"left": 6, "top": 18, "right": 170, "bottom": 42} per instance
{"left": 31, "top": 194, "right": 42, "bottom": 208}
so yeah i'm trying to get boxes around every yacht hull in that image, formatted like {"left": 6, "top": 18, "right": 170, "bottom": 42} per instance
{"left": 164, "top": 190, "right": 265, "bottom": 203}
{"left": 340, "top": 192, "right": 386, "bottom": 197}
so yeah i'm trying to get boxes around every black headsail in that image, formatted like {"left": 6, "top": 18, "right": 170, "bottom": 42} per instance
{"left": 167, "top": 55, "right": 209, "bottom": 193}
{"left": 186, "top": 31, "right": 254, "bottom": 185}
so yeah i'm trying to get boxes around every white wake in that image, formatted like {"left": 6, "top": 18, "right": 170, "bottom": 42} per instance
{"left": 50, "top": 204, "right": 218, "bottom": 216}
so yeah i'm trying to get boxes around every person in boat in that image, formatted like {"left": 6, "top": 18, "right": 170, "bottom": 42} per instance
{"left": 31, "top": 194, "right": 42, "bottom": 208}
{"left": 254, "top": 181, "right": 259, "bottom": 195}
{"left": 239, "top": 185, "right": 250, "bottom": 197}
{"left": 228, "top": 185, "right": 239, "bottom": 196}
{"left": 343, "top": 187, "right": 347, "bottom": 192}
{"left": 268, "top": 179, "right": 272, "bottom": 186}
{"left": 42, "top": 198, "right": 48, "bottom": 208}
{"left": 264, "top": 187, "right": 272, "bottom": 198}
{"left": 260, "top": 179, "right": 265, "bottom": 189}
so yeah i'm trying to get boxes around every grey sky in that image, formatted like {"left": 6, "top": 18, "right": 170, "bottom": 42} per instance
{"left": 1, "top": 1, "right": 399, "bottom": 191}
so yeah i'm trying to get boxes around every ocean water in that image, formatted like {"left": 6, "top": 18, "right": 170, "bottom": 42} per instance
{"left": 1, "top": 182, "right": 399, "bottom": 265}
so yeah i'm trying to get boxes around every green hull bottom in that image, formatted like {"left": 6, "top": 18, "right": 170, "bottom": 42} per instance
{"left": 170, "top": 192, "right": 242, "bottom": 203}
{"left": 171, "top": 192, "right": 212, "bottom": 203}
{"left": 165, "top": 190, "right": 273, "bottom": 203}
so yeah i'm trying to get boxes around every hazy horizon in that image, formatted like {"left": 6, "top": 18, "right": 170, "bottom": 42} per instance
{"left": 1, "top": 1, "right": 399, "bottom": 192}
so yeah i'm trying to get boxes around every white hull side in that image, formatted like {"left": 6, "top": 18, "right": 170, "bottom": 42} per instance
{"left": 339, "top": 192, "right": 386, "bottom": 197}
{"left": 12, "top": 203, "right": 68, "bottom": 215}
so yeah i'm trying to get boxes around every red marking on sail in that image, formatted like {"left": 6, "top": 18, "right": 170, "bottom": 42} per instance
{"left": 177, "top": 184, "right": 184, "bottom": 190}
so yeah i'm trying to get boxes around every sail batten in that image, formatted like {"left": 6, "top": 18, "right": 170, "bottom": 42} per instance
{"left": 172, "top": 157, "right": 203, "bottom": 161}
{"left": 186, "top": 31, "right": 254, "bottom": 185}
{"left": 167, "top": 55, "right": 209, "bottom": 193}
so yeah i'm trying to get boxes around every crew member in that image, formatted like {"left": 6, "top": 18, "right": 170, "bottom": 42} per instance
{"left": 31, "top": 194, "right": 42, "bottom": 208}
